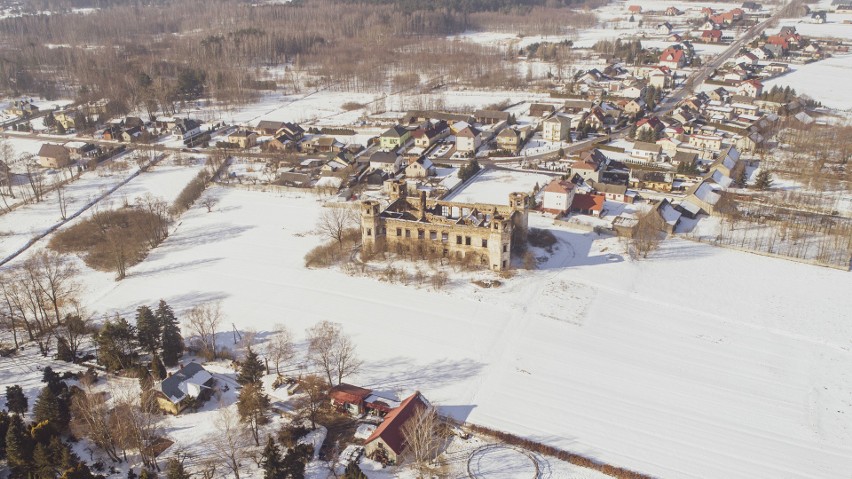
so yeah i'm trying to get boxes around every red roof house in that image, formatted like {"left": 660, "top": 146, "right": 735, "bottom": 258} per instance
{"left": 702, "top": 30, "right": 723, "bottom": 43}
{"left": 628, "top": 5, "right": 642, "bottom": 13}
{"left": 659, "top": 48, "right": 686, "bottom": 69}
{"left": 364, "top": 392, "right": 430, "bottom": 464}
{"left": 330, "top": 383, "right": 372, "bottom": 415}
{"left": 570, "top": 193, "right": 605, "bottom": 217}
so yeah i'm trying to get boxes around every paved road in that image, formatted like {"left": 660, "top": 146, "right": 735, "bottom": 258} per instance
{"left": 657, "top": 0, "right": 802, "bottom": 116}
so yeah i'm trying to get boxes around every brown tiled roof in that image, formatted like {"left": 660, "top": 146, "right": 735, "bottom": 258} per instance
{"left": 330, "top": 383, "right": 372, "bottom": 405}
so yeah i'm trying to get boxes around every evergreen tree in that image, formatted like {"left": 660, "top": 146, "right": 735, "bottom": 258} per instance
{"left": 42, "top": 366, "right": 65, "bottom": 395}
{"left": 165, "top": 458, "right": 190, "bottom": 479}
{"left": 136, "top": 305, "right": 161, "bottom": 354}
{"left": 737, "top": 167, "right": 748, "bottom": 188}
{"left": 95, "top": 316, "right": 138, "bottom": 371}
{"left": 56, "top": 337, "right": 74, "bottom": 362}
{"left": 33, "top": 442, "right": 59, "bottom": 479}
{"left": 34, "top": 387, "right": 60, "bottom": 429}
{"left": 344, "top": 462, "right": 368, "bottom": 479}
{"left": 43, "top": 111, "right": 56, "bottom": 128}
{"left": 5, "top": 385, "right": 28, "bottom": 414}
{"left": 56, "top": 122, "right": 66, "bottom": 135}
{"left": 754, "top": 169, "right": 773, "bottom": 190}
{"left": 237, "top": 348, "right": 265, "bottom": 386}
{"left": 60, "top": 463, "right": 96, "bottom": 479}
{"left": 261, "top": 436, "right": 284, "bottom": 479}
{"left": 5, "top": 413, "right": 33, "bottom": 474}
{"left": 0, "top": 410, "right": 9, "bottom": 459}
{"left": 150, "top": 353, "right": 167, "bottom": 380}
{"left": 627, "top": 123, "right": 637, "bottom": 139}
{"left": 238, "top": 383, "right": 270, "bottom": 446}
{"left": 157, "top": 300, "right": 184, "bottom": 367}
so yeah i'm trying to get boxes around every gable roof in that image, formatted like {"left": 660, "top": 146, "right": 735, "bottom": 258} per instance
{"left": 365, "top": 392, "right": 430, "bottom": 455}
{"left": 383, "top": 125, "right": 409, "bottom": 138}
{"left": 329, "top": 383, "right": 372, "bottom": 405}
{"left": 571, "top": 193, "right": 605, "bottom": 212}
{"left": 158, "top": 362, "right": 213, "bottom": 404}
{"left": 544, "top": 178, "right": 574, "bottom": 194}
{"left": 38, "top": 143, "right": 69, "bottom": 159}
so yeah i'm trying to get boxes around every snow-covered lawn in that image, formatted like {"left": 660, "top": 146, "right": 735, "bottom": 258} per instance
{"left": 443, "top": 168, "right": 556, "bottom": 205}
{"left": 62, "top": 186, "right": 852, "bottom": 479}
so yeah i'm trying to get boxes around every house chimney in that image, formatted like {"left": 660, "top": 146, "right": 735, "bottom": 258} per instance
{"left": 419, "top": 191, "right": 427, "bottom": 221}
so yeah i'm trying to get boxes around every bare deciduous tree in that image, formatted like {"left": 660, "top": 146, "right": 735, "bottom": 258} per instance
{"left": 629, "top": 208, "right": 665, "bottom": 259}
{"left": 266, "top": 323, "right": 296, "bottom": 375}
{"left": 401, "top": 402, "right": 443, "bottom": 471}
{"left": 185, "top": 302, "right": 223, "bottom": 359}
{"left": 23, "top": 157, "right": 45, "bottom": 203}
{"left": 294, "top": 374, "right": 329, "bottom": 429}
{"left": 71, "top": 378, "right": 121, "bottom": 462}
{"left": 305, "top": 320, "right": 361, "bottom": 386}
{"left": 200, "top": 195, "right": 219, "bottom": 213}
{"left": 55, "top": 181, "right": 69, "bottom": 220}
{"left": 207, "top": 408, "right": 254, "bottom": 479}
{"left": 316, "top": 207, "right": 357, "bottom": 249}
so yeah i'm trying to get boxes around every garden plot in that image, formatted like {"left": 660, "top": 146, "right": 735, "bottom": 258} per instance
{"left": 70, "top": 186, "right": 852, "bottom": 479}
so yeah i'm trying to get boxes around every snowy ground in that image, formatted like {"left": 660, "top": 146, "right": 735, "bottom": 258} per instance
{"left": 443, "top": 168, "right": 556, "bottom": 205}
{"left": 46, "top": 185, "right": 851, "bottom": 479}
{"left": 0, "top": 154, "right": 204, "bottom": 262}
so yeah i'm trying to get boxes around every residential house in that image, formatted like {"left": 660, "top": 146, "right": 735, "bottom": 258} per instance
{"left": 474, "top": 110, "right": 510, "bottom": 125}
{"left": 628, "top": 5, "right": 642, "bottom": 13}
{"left": 629, "top": 169, "right": 674, "bottom": 192}
{"left": 542, "top": 178, "right": 576, "bottom": 214}
{"left": 742, "top": 2, "right": 762, "bottom": 12}
{"left": 701, "top": 30, "right": 723, "bottom": 43}
{"left": 810, "top": 11, "right": 827, "bottom": 23}
{"left": 702, "top": 20, "right": 720, "bottom": 31}
{"left": 405, "top": 157, "right": 435, "bottom": 178}
{"left": 831, "top": 0, "right": 852, "bottom": 11}
{"left": 735, "top": 52, "right": 759, "bottom": 66}
{"left": 563, "top": 99, "right": 594, "bottom": 114}
{"left": 7, "top": 100, "right": 39, "bottom": 117}
{"left": 648, "top": 67, "right": 673, "bottom": 89}
{"left": 623, "top": 99, "right": 645, "bottom": 117}
{"left": 365, "top": 392, "right": 431, "bottom": 465}
{"left": 655, "top": 198, "right": 682, "bottom": 233}
{"left": 571, "top": 157, "right": 602, "bottom": 183}
{"left": 496, "top": 127, "right": 521, "bottom": 153}
{"left": 683, "top": 179, "right": 723, "bottom": 215}
{"left": 688, "top": 134, "right": 723, "bottom": 151}
{"left": 455, "top": 126, "right": 482, "bottom": 154}
{"left": 380, "top": 125, "right": 411, "bottom": 151}
{"left": 636, "top": 117, "right": 665, "bottom": 137}
{"left": 226, "top": 130, "right": 257, "bottom": 149}
{"left": 701, "top": 7, "right": 715, "bottom": 16}
{"left": 369, "top": 151, "right": 402, "bottom": 175}
{"left": 330, "top": 383, "right": 373, "bottom": 416}
{"left": 630, "top": 141, "right": 662, "bottom": 162}
{"left": 672, "top": 151, "right": 698, "bottom": 169}
{"left": 764, "top": 62, "right": 789, "bottom": 74}
{"left": 738, "top": 79, "right": 764, "bottom": 97}
{"left": 751, "top": 47, "right": 771, "bottom": 60}
{"left": 121, "top": 126, "right": 151, "bottom": 143}
{"left": 37, "top": 144, "right": 71, "bottom": 168}
{"left": 154, "top": 363, "right": 216, "bottom": 415}
{"left": 570, "top": 193, "right": 605, "bottom": 216}
{"left": 529, "top": 103, "right": 556, "bottom": 118}
{"left": 172, "top": 118, "right": 203, "bottom": 142}
{"left": 588, "top": 180, "right": 628, "bottom": 202}
{"left": 665, "top": 6, "right": 682, "bottom": 16}
{"left": 659, "top": 47, "right": 687, "bottom": 69}
{"left": 543, "top": 115, "right": 571, "bottom": 142}
{"left": 303, "top": 136, "right": 342, "bottom": 154}
{"left": 656, "top": 22, "right": 673, "bottom": 35}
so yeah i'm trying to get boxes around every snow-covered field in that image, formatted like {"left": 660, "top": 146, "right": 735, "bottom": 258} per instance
{"left": 764, "top": 54, "right": 852, "bottom": 110}
{"left": 62, "top": 186, "right": 852, "bottom": 479}
{"left": 0, "top": 155, "right": 204, "bottom": 262}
